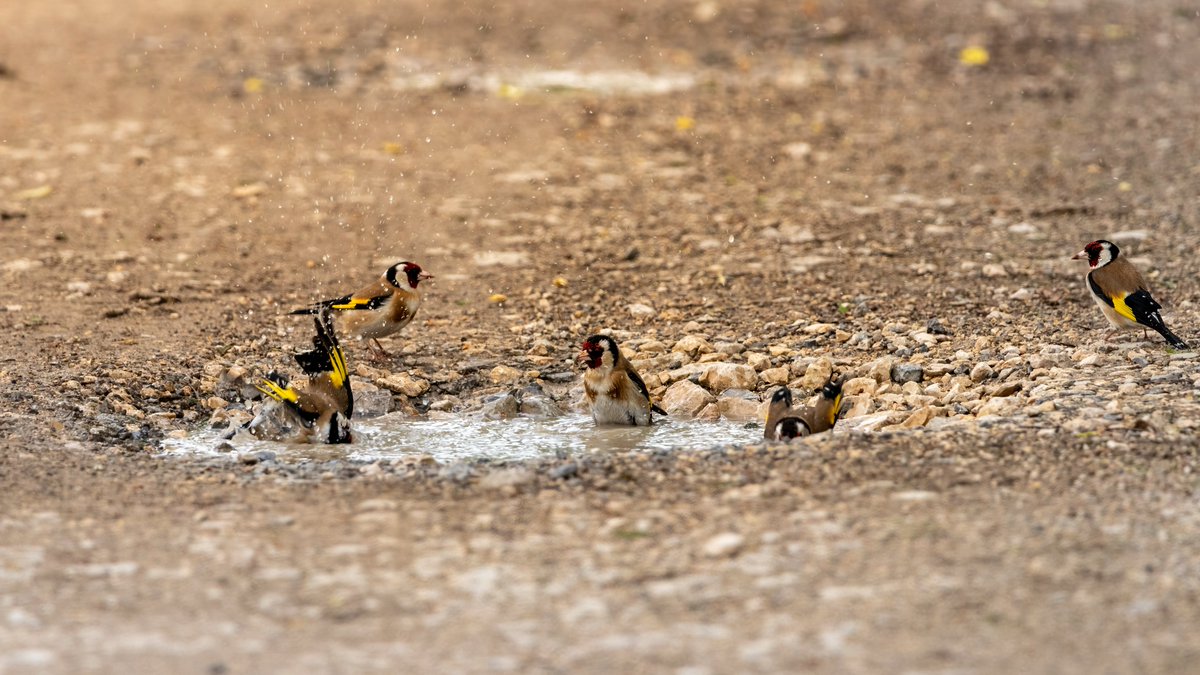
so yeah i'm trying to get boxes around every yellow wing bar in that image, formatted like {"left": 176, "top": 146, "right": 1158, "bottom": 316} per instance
{"left": 1112, "top": 293, "right": 1136, "bottom": 322}
{"left": 256, "top": 379, "right": 298, "bottom": 404}
{"left": 327, "top": 344, "right": 348, "bottom": 389}
{"left": 330, "top": 297, "right": 371, "bottom": 310}
{"left": 827, "top": 392, "right": 843, "bottom": 426}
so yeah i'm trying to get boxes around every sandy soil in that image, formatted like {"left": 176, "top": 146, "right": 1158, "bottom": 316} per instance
{"left": 2, "top": 0, "right": 1200, "bottom": 672}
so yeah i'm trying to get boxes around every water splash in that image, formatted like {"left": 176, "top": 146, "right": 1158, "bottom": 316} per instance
{"left": 162, "top": 413, "right": 764, "bottom": 464}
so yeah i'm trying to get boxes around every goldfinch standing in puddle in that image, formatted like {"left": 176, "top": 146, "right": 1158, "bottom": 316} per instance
{"left": 291, "top": 261, "right": 432, "bottom": 358}
{"left": 1072, "top": 240, "right": 1187, "bottom": 349}
{"left": 579, "top": 334, "right": 667, "bottom": 426}
{"left": 248, "top": 309, "right": 355, "bottom": 444}
{"left": 764, "top": 374, "right": 844, "bottom": 441}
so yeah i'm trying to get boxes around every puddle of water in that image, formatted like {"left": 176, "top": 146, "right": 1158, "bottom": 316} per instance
{"left": 162, "top": 413, "right": 764, "bottom": 464}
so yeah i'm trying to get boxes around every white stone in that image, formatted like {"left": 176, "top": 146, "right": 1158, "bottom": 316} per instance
{"left": 627, "top": 303, "right": 656, "bottom": 319}
{"left": 379, "top": 373, "right": 431, "bottom": 397}
{"left": 977, "top": 396, "right": 1020, "bottom": 417}
{"left": 659, "top": 380, "right": 713, "bottom": 417}
{"left": 760, "top": 366, "right": 791, "bottom": 385}
{"left": 716, "top": 395, "right": 763, "bottom": 422}
{"left": 702, "top": 532, "right": 745, "bottom": 558}
{"left": 698, "top": 363, "right": 758, "bottom": 392}
{"left": 672, "top": 335, "right": 714, "bottom": 357}
{"left": 801, "top": 356, "right": 835, "bottom": 390}
{"left": 487, "top": 365, "right": 522, "bottom": 384}
{"left": 746, "top": 352, "right": 772, "bottom": 371}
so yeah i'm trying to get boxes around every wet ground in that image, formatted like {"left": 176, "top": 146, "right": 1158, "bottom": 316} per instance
{"left": 3, "top": 0, "right": 1200, "bottom": 672}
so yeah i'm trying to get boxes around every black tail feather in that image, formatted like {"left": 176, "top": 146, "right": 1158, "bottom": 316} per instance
{"left": 289, "top": 307, "right": 318, "bottom": 316}
{"left": 1144, "top": 312, "right": 1188, "bottom": 349}
{"left": 651, "top": 403, "right": 667, "bottom": 416}
{"left": 1155, "top": 324, "right": 1189, "bottom": 350}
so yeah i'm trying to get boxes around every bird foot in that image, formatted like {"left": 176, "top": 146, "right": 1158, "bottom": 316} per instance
{"left": 367, "top": 339, "right": 394, "bottom": 361}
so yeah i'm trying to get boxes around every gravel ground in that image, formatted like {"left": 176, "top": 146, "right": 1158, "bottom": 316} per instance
{"left": 2, "top": 0, "right": 1200, "bottom": 672}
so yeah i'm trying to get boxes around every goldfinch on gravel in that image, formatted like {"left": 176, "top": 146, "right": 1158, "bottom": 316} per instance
{"left": 579, "top": 334, "right": 667, "bottom": 426}
{"left": 1072, "top": 240, "right": 1188, "bottom": 349}
{"left": 250, "top": 309, "right": 354, "bottom": 444}
{"left": 764, "top": 374, "right": 844, "bottom": 441}
{"left": 291, "top": 261, "right": 432, "bottom": 358}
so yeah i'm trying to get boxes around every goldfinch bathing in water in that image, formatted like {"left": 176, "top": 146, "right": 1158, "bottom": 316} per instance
{"left": 764, "top": 374, "right": 844, "bottom": 441}
{"left": 249, "top": 309, "right": 355, "bottom": 444}
{"left": 292, "top": 261, "right": 432, "bottom": 358}
{"left": 1072, "top": 240, "right": 1187, "bottom": 349}
{"left": 578, "top": 334, "right": 667, "bottom": 426}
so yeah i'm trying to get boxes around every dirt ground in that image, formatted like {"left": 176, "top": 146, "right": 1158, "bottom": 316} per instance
{"left": 3, "top": 0, "right": 1200, "bottom": 672}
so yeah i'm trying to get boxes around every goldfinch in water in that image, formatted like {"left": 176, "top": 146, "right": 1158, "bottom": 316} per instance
{"left": 764, "top": 374, "right": 844, "bottom": 441}
{"left": 578, "top": 334, "right": 667, "bottom": 426}
{"left": 1072, "top": 240, "right": 1188, "bottom": 349}
{"left": 764, "top": 386, "right": 802, "bottom": 441}
{"left": 291, "top": 261, "right": 432, "bottom": 357}
{"left": 249, "top": 309, "right": 355, "bottom": 444}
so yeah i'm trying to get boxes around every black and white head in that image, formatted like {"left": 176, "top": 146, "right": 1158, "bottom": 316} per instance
{"left": 579, "top": 334, "right": 620, "bottom": 371}
{"left": 385, "top": 261, "right": 434, "bottom": 291}
{"left": 775, "top": 417, "right": 810, "bottom": 441}
{"left": 1072, "top": 240, "right": 1118, "bottom": 269}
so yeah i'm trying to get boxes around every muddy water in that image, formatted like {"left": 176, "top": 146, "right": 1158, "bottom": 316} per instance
{"left": 162, "top": 414, "right": 765, "bottom": 464}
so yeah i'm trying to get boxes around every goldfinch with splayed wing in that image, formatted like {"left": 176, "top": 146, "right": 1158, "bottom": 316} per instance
{"left": 764, "top": 374, "right": 844, "bottom": 441}
{"left": 579, "top": 334, "right": 667, "bottom": 426}
{"left": 249, "top": 309, "right": 354, "bottom": 444}
{"left": 1072, "top": 240, "right": 1188, "bottom": 349}
{"left": 292, "top": 261, "right": 432, "bottom": 357}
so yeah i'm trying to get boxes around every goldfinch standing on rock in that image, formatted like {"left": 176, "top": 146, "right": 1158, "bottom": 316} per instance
{"left": 764, "top": 374, "right": 844, "bottom": 441}
{"left": 1072, "top": 240, "right": 1188, "bottom": 349}
{"left": 250, "top": 309, "right": 355, "bottom": 444}
{"left": 579, "top": 334, "right": 667, "bottom": 426}
{"left": 291, "top": 261, "right": 432, "bottom": 358}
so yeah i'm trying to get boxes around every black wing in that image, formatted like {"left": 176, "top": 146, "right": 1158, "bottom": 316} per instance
{"left": 1125, "top": 290, "right": 1189, "bottom": 348}
{"left": 1086, "top": 273, "right": 1115, "bottom": 308}
{"left": 290, "top": 293, "right": 391, "bottom": 315}
{"left": 1123, "top": 289, "right": 1163, "bottom": 325}
{"left": 625, "top": 367, "right": 665, "bottom": 415}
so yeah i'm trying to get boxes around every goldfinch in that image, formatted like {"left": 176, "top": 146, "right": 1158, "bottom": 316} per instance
{"left": 250, "top": 309, "right": 355, "bottom": 444}
{"left": 291, "top": 261, "right": 432, "bottom": 357}
{"left": 578, "top": 334, "right": 667, "bottom": 426}
{"left": 764, "top": 386, "right": 802, "bottom": 441}
{"left": 764, "top": 374, "right": 844, "bottom": 441}
{"left": 1072, "top": 240, "right": 1188, "bottom": 349}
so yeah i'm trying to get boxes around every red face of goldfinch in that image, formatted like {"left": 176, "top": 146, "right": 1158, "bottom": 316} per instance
{"left": 578, "top": 335, "right": 617, "bottom": 370}
{"left": 388, "top": 261, "right": 434, "bottom": 290}
{"left": 1071, "top": 240, "right": 1116, "bottom": 269}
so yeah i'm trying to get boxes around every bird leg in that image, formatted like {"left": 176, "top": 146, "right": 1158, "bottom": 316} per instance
{"left": 367, "top": 338, "right": 393, "bottom": 361}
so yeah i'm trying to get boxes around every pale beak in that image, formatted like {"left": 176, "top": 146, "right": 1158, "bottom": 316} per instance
{"left": 1070, "top": 250, "right": 1087, "bottom": 260}
{"left": 418, "top": 272, "right": 434, "bottom": 281}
